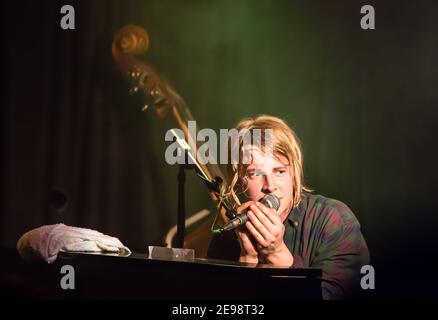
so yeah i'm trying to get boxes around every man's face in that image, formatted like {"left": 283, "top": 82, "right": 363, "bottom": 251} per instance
{"left": 242, "top": 145, "right": 294, "bottom": 221}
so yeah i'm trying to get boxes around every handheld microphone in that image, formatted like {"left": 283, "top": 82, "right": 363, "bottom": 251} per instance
{"left": 219, "top": 194, "right": 281, "bottom": 233}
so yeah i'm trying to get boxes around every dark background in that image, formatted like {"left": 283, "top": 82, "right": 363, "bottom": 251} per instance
{"left": 2, "top": 0, "right": 438, "bottom": 299}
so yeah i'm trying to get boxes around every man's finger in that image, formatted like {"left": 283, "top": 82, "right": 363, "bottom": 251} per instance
{"left": 245, "top": 221, "right": 268, "bottom": 247}
{"left": 256, "top": 201, "right": 281, "bottom": 225}
{"left": 235, "top": 201, "right": 254, "bottom": 214}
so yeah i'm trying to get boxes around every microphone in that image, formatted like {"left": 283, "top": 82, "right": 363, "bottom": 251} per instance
{"left": 219, "top": 194, "right": 281, "bottom": 233}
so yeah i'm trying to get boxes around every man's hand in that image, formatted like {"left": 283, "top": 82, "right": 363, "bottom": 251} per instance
{"left": 234, "top": 201, "right": 259, "bottom": 264}
{"left": 245, "top": 201, "right": 294, "bottom": 267}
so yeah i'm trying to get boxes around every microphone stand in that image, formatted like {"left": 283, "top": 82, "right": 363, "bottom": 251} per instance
{"left": 175, "top": 149, "right": 226, "bottom": 248}
{"left": 169, "top": 129, "right": 231, "bottom": 248}
{"left": 176, "top": 150, "right": 193, "bottom": 248}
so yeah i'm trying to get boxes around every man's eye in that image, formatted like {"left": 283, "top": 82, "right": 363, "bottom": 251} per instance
{"left": 247, "top": 170, "right": 262, "bottom": 178}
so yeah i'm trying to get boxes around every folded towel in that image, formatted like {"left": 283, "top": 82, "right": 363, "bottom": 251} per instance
{"left": 16, "top": 223, "right": 131, "bottom": 263}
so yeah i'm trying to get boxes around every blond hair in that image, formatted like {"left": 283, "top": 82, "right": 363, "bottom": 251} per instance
{"left": 222, "top": 115, "right": 311, "bottom": 209}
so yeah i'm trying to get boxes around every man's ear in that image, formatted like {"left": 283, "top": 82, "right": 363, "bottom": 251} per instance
{"left": 238, "top": 176, "right": 248, "bottom": 193}
{"left": 234, "top": 178, "right": 249, "bottom": 201}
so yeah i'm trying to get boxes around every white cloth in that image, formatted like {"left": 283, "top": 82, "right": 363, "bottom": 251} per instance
{"left": 16, "top": 223, "right": 131, "bottom": 263}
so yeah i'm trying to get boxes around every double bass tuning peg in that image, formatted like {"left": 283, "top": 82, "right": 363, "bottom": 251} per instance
{"left": 129, "top": 86, "right": 139, "bottom": 95}
{"left": 128, "top": 70, "right": 141, "bottom": 79}
{"left": 128, "top": 68, "right": 149, "bottom": 95}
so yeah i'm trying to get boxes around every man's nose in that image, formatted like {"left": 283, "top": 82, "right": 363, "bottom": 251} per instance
{"left": 261, "top": 174, "right": 277, "bottom": 193}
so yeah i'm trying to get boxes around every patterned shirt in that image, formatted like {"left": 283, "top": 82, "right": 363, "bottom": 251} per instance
{"left": 207, "top": 192, "right": 370, "bottom": 299}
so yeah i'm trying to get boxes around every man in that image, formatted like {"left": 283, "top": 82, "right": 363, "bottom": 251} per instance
{"left": 207, "top": 115, "right": 369, "bottom": 299}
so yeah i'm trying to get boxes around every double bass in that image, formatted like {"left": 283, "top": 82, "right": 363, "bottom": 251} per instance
{"left": 112, "top": 25, "right": 233, "bottom": 257}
